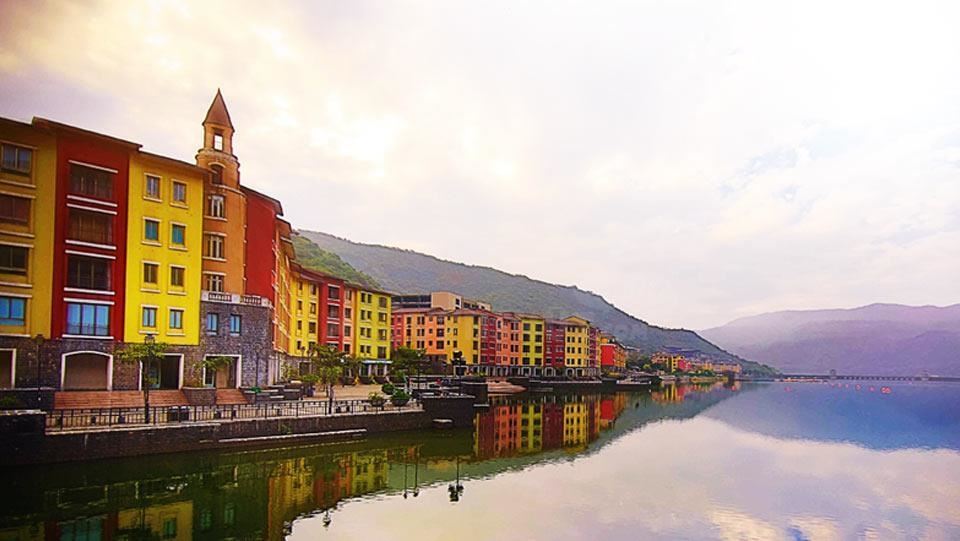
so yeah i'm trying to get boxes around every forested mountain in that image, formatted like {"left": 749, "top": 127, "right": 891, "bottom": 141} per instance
{"left": 291, "top": 233, "right": 380, "bottom": 288}
{"left": 298, "top": 230, "right": 776, "bottom": 374}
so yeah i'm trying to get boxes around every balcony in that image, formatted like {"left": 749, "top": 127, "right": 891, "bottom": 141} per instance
{"left": 202, "top": 291, "right": 273, "bottom": 308}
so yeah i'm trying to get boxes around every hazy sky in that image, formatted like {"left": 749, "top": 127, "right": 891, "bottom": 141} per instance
{"left": 1, "top": 1, "right": 958, "bottom": 329}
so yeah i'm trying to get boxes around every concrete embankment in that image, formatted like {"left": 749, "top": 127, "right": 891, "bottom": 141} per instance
{"left": 0, "top": 396, "right": 476, "bottom": 466}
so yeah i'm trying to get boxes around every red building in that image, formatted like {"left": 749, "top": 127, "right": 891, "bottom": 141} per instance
{"left": 543, "top": 320, "right": 566, "bottom": 376}
{"left": 243, "top": 187, "right": 284, "bottom": 303}
{"left": 45, "top": 119, "right": 136, "bottom": 343}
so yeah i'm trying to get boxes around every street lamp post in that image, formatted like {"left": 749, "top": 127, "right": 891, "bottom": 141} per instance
{"left": 143, "top": 335, "right": 155, "bottom": 423}
{"left": 34, "top": 334, "right": 45, "bottom": 408}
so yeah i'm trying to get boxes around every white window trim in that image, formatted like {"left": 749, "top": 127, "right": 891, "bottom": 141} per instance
{"left": 0, "top": 240, "right": 33, "bottom": 249}
{"left": 201, "top": 354, "right": 242, "bottom": 389}
{"left": 61, "top": 350, "right": 113, "bottom": 390}
{"left": 65, "top": 240, "right": 116, "bottom": 251}
{"left": 0, "top": 189, "right": 35, "bottom": 200}
{"left": 0, "top": 291, "right": 31, "bottom": 299}
{"left": 0, "top": 348, "right": 14, "bottom": 388}
{"left": 67, "top": 202, "right": 117, "bottom": 216}
{"left": 66, "top": 194, "right": 118, "bottom": 208}
{"left": 65, "top": 249, "right": 116, "bottom": 260}
{"left": 143, "top": 173, "right": 162, "bottom": 201}
{"left": 68, "top": 159, "right": 117, "bottom": 174}
{"left": 64, "top": 287, "right": 114, "bottom": 296}
{"left": 64, "top": 297, "right": 114, "bottom": 306}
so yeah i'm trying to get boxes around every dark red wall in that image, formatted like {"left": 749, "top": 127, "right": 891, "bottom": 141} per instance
{"left": 52, "top": 136, "right": 129, "bottom": 339}
{"left": 244, "top": 193, "right": 278, "bottom": 302}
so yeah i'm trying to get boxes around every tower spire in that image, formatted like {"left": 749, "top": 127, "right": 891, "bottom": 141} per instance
{"left": 203, "top": 88, "right": 234, "bottom": 129}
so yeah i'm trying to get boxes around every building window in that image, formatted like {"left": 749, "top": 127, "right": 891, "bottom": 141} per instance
{"left": 162, "top": 517, "right": 177, "bottom": 539}
{"left": 69, "top": 163, "right": 113, "bottom": 199}
{"left": 172, "top": 181, "right": 187, "bottom": 204}
{"left": 205, "top": 312, "right": 219, "bottom": 333}
{"left": 229, "top": 314, "right": 241, "bottom": 335}
{"left": 1, "top": 143, "right": 32, "bottom": 175}
{"left": 65, "top": 302, "right": 110, "bottom": 336}
{"left": 308, "top": 321, "right": 316, "bottom": 334}
{"left": 0, "top": 194, "right": 30, "bottom": 224}
{"left": 213, "top": 132, "right": 224, "bottom": 151}
{"left": 169, "top": 308, "right": 183, "bottom": 330}
{"left": 328, "top": 285, "right": 340, "bottom": 299}
{"left": 67, "top": 255, "right": 110, "bottom": 290}
{"left": 142, "top": 262, "right": 159, "bottom": 286}
{"left": 0, "top": 245, "right": 28, "bottom": 275}
{"left": 204, "top": 234, "right": 224, "bottom": 259}
{"left": 0, "top": 296, "right": 26, "bottom": 326}
{"left": 144, "top": 174, "right": 161, "bottom": 199}
{"left": 203, "top": 273, "right": 224, "bottom": 292}
{"left": 378, "top": 346, "right": 387, "bottom": 358}
{"left": 210, "top": 164, "right": 224, "bottom": 185}
{"left": 142, "top": 306, "right": 157, "bottom": 328}
{"left": 171, "top": 224, "right": 186, "bottom": 246}
{"left": 144, "top": 218, "right": 160, "bottom": 242}
{"left": 68, "top": 209, "right": 112, "bottom": 245}
{"left": 170, "top": 266, "right": 185, "bottom": 288}
{"left": 207, "top": 195, "right": 225, "bottom": 218}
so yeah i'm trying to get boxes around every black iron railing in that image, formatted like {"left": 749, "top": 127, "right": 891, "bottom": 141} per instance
{"left": 46, "top": 398, "right": 421, "bottom": 431}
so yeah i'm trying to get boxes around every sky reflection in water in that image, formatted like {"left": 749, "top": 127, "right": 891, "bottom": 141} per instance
{"left": 292, "top": 383, "right": 960, "bottom": 541}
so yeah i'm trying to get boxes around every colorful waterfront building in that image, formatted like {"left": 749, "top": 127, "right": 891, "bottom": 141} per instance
{"left": 123, "top": 150, "right": 205, "bottom": 349}
{"left": 562, "top": 316, "right": 591, "bottom": 377}
{"left": 0, "top": 117, "right": 57, "bottom": 388}
{"left": 599, "top": 332, "right": 628, "bottom": 372}
{"left": 543, "top": 319, "right": 565, "bottom": 376}
{"left": 46, "top": 119, "right": 138, "bottom": 390}
{"left": 496, "top": 312, "right": 521, "bottom": 376}
{"left": 520, "top": 314, "right": 545, "bottom": 375}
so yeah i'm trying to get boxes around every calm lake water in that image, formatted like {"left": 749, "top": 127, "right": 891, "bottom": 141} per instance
{"left": 2, "top": 382, "right": 959, "bottom": 540}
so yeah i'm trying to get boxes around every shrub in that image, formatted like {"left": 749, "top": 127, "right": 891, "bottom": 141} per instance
{"left": 368, "top": 392, "right": 386, "bottom": 407}
{"left": 381, "top": 383, "right": 395, "bottom": 395}
{"left": 390, "top": 389, "right": 410, "bottom": 406}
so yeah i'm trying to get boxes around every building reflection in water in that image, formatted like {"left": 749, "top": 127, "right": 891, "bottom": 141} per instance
{"left": 0, "top": 385, "right": 736, "bottom": 540}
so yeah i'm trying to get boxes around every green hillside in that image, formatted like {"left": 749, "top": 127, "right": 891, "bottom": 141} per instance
{"left": 291, "top": 234, "right": 380, "bottom": 289}
{"left": 298, "top": 230, "right": 777, "bottom": 375}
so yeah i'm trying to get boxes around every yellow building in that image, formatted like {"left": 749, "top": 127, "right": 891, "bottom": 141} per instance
{"left": 287, "top": 267, "right": 320, "bottom": 357}
{"left": 117, "top": 501, "right": 193, "bottom": 541}
{"left": 0, "top": 118, "right": 56, "bottom": 388}
{"left": 352, "top": 285, "right": 391, "bottom": 360}
{"left": 519, "top": 315, "right": 544, "bottom": 368}
{"left": 445, "top": 309, "right": 482, "bottom": 365}
{"left": 563, "top": 400, "right": 589, "bottom": 448}
{"left": 563, "top": 316, "right": 589, "bottom": 371}
{"left": 123, "top": 151, "right": 205, "bottom": 345}
{"left": 519, "top": 402, "right": 542, "bottom": 453}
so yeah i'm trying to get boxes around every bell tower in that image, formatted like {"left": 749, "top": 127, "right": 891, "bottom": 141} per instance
{"left": 196, "top": 89, "right": 240, "bottom": 188}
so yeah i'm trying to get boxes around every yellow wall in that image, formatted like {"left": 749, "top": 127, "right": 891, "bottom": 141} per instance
{"left": 520, "top": 316, "right": 544, "bottom": 367}
{"left": 563, "top": 317, "right": 589, "bottom": 368}
{"left": 117, "top": 501, "right": 193, "bottom": 541}
{"left": 0, "top": 121, "right": 56, "bottom": 339}
{"left": 123, "top": 154, "right": 204, "bottom": 344}
{"left": 288, "top": 273, "right": 319, "bottom": 356}
{"left": 353, "top": 287, "right": 391, "bottom": 360}
{"left": 445, "top": 311, "right": 480, "bottom": 364}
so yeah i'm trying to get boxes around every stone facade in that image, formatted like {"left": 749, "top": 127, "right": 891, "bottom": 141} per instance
{"left": 198, "top": 300, "right": 274, "bottom": 387}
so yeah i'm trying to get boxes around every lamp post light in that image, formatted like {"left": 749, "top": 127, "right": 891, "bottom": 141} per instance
{"left": 33, "top": 334, "right": 45, "bottom": 408}
{"left": 143, "top": 334, "right": 155, "bottom": 423}
{"left": 448, "top": 456, "right": 464, "bottom": 502}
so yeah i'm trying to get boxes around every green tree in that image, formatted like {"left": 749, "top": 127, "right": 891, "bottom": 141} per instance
{"left": 115, "top": 337, "right": 168, "bottom": 423}
{"left": 307, "top": 345, "right": 350, "bottom": 400}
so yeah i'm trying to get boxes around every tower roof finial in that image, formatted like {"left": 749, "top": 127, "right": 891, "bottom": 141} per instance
{"left": 204, "top": 88, "right": 234, "bottom": 128}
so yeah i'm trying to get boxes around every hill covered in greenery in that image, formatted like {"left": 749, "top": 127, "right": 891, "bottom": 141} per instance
{"left": 291, "top": 234, "right": 380, "bottom": 289}
{"left": 298, "top": 230, "right": 777, "bottom": 375}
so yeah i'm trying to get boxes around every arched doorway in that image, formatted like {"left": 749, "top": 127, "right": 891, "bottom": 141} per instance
{"left": 62, "top": 351, "right": 112, "bottom": 390}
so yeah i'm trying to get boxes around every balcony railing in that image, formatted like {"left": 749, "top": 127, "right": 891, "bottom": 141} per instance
{"left": 202, "top": 291, "right": 273, "bottom": 308}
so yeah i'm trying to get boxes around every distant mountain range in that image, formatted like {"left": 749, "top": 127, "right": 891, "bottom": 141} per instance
{"left": 701, "top": 303, "right": 960, "bottom": 376}
{"left": 297, "top": 230, "right": 777, "bottom": 374}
